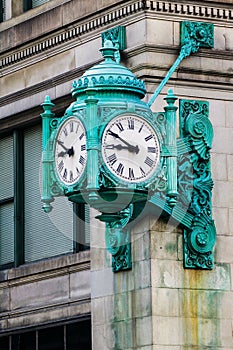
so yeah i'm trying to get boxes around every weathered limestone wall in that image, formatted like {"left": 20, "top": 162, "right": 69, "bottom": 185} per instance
{"left": 0, "top": 252, "right": 91, "bottom": 330}
{"left": 151, "top": 219, "right": 232, "bottom": 349}
{"left": 90, "top": 211, "right": 153, "bottom": 349}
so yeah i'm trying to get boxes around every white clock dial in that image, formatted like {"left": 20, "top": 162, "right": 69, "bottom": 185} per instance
{"left": 102, "top": 114, "right": 160, "bottom": 183}
{"left": 55, "top": 116, "right": 87, "bottom": 186}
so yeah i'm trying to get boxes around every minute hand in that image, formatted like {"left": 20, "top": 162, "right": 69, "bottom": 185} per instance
{"left": 108, "top": 130, "right": 139, "bottom": 153}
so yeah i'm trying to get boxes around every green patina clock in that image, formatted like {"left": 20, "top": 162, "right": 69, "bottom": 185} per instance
{"left": 54, "top": 116, "right": 87, "bottom": 186}
{"left": 41, "top": 23, "right": 216, "bottom": 272}
{"left": 101, "top": 114, "right": 160, "bottom": 184}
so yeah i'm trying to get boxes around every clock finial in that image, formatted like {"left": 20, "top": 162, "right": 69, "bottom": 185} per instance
{"left": 99, "top": 39, "right": 117, "bottom": 62}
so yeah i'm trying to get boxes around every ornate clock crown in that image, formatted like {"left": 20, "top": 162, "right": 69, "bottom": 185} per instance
{"left": 71, "top": 40, "right": 146, "bottom": 101}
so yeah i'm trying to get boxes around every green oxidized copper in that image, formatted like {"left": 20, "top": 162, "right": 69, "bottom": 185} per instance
{"left": 101, "top": 26, "right": 126, "bottom": 64}
{"left": 41, "top": 96, "right": 55, "bottom": 213}
{"left": 148, "top": 21, "right": 214, "bottom": 107}
{"left": 41, "top": 21, "right": 216, "bottom": 272}
{"left": 179, "top": 100, "right": 216, "bottom": 269}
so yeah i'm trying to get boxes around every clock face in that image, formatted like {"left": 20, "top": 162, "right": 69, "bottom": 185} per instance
{"left": 102, "top": 114, "right": 160, "bottom": 183}
{"left": 54, "top": 116, "right": 87, "bottom": 186}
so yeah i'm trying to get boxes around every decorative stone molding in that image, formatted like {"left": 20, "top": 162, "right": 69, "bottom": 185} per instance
{"left": 1, "top": 0, "right": 233, "bottom": 71}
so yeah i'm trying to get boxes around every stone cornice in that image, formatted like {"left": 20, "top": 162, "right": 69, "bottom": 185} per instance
{"left": 0, "top": 0, "right": 233, "bottom": 73}
{"left": 0, "top": 43, "right": 232, "bottom": 118}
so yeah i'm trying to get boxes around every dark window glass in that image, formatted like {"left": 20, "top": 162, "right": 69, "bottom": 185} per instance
{"left": 67, "top": 319, "right": 92, "bottom": 350}
{"left": 38, "top": 326, "right": 64, "bottom": 350}
{"left": 12, "top": 331, "right": 36, "bottom": 350}
{"left": 0, "top": 336, "right": 9, "bottom": 350}
{"left": 23, "top": 0, "right": 32, "bottom": 11}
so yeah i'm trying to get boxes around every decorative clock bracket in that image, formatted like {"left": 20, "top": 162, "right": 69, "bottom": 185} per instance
{"left": 148, "top": 21, "right": 214, "bottom": 106}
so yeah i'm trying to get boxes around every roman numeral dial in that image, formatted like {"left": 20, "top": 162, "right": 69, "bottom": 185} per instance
{"left": 55, "top": 116, "right": 87, "bottom": 186}
{"left": 102, "top": 114, "right": 160, "bottom": 183}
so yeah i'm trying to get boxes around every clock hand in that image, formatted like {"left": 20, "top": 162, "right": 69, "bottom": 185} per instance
{"left": 57, "top": 140, "right": 69, "bottom": 151}
{"left": 67, "top": 146, "right": 74, "bottom": 157}
{"left": 105, "top": 143, "right": 139, "bottom": 154}
{"left": 58, "top": 150, "right": 67, "bottom": 157}
{"left": 107, "top": 131, "right": 139, "bottom": 153}
{"left": 58, "top": 141, "right": 74, "bottom": 157}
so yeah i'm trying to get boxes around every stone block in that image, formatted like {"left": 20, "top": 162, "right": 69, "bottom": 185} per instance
{"left": 231, "top": 263, "right": 233, "bottom": 291}
{"left": 151, "top": 259, "right": 231, "bottom": 290}
{"left": 147, "top": 19, "right": 173, "bottom": 46}
{"left": 213, "top": 207, "right": 229, "bottom": 235}
{"left": 214, "top": 26, "right": 227, "bottom": 50}
{"left": 177, "top": 233, "right": 183, "bottom": 262}
{"left": 179, "top": 289, "right": 233, "bottom": 319}
{"left": 136, "top": 316, "right": 153, "bottom": 347}
{"left": 1, "top": 70, "right": 26, "bottom": 97}
{"left": 74, "top": 38, "right": 101, "bottom": 69}
{"left": 86, "top": 325, "right": 109, "bottom": 350}
{"left": 229, "top": 209, "right": 233, "bottom": 235}
{"left": 212, "top": 127, "right": 233, "bottom": 154}
{"left": 151, "top": 259, "right": 184, "bottom": 289}
{"left": 226, "top": 102, "right": 233, "bottom": 127}
{"left": 215, "top": 235, "right": 233, "bottom": 264}
{"left": 152, "top": 316, "right": 182, "bottom": 345}
{"left": 209, "top": 99, "right": 226, "bottom": 127}
{"left": 92, "top": 297, "right": 106, "bottom": 326}
{"left": 127, "top": 21, "right": 146, "bottom": 48}
{"left": 134, "top": 260, "right": 151, "bottom": 290}
{"left": 0, "top": 286, "right": 9, "bottom": 312}
{"left": 182, "top": 316, "right": 222, "bottom": 347}
{"left": 150, "top": 231, "right": 178, "bottom": 260}
{"left": 219, "top": 291, "right": 233, "bottom": 319}
{"left": 70, "top": 269, "right": 90, "bottom": 300}
{"left": 112, "top": 319, "right": 134, "bottom": 349}
{"left": 227, "top": 155, "right": 233, "bottom": 181}
{"left": 91, "top": 268, "right": 114, "bottom": 298}
{"left": 24, "top": 50, "right": 75, "bottom": 88}
{"left": 132, "top": 230, "right": 150, "bottom": 262}
{"left": 211, "top": 153, "right": 227, "bottom": 181}
{"left": 225, "top": 27, "right": 233, "bottom": 51}
{"left": 10, "top": 274, "right": 69, "bottom": 310}
{"left": 219, "top": 319, "right": 233, "bottom": 347}
{"left": 133, "top": 288, "right": 152, "bottom": 318}
{"left": 91, "top": 247, "right": 111, "bottom": 271}
{"left": 55, "top": 80, "right": 74, "bottom": 99}
{"left": 104, "top": 295, "right": 114, "bottom": 323}
{"left": 113, "top": 268, "right": 135, "bottom": 294}
{"left": 113, "top": 291, "right": 133, "bottom": 322}
{"left": 213, "top": 181, "right": 233, "bottom": 208}
{"left": 152, "top": 288, "right": 179, "bottom": 317}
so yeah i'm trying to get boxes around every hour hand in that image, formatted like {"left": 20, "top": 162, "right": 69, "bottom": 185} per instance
{"left": 104, "top": 144, "right": 127, "bottom": 150}
{"left": 58, "top": 150, "right": 67, "bottom": 157}
{"left": 105, "top": 143, "right": 139, "bottom": 154}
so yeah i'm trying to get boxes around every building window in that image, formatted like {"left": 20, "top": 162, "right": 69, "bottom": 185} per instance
{"left": 0, "top": 123, "right": 90, "bottom": 270}
{"left": 0, "top": 318, "right": 92, "bottom": 350}
{"left": 24, "top": 0, "right": 49, "bottom": 11}
{"left": 0, "top": 0, "right": 6, "bottom": 22}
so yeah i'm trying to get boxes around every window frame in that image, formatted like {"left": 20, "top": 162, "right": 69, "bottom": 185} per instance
{"left": 0, "top": 121, "right": 89, "bottom": 270}
{"left": 0, "top": 316, "right": 92, "bottom": 350}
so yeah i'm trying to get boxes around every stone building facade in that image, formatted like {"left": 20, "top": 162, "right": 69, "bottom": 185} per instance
{"left": 0, "top": 0, "right": 232, "bottom": 349}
